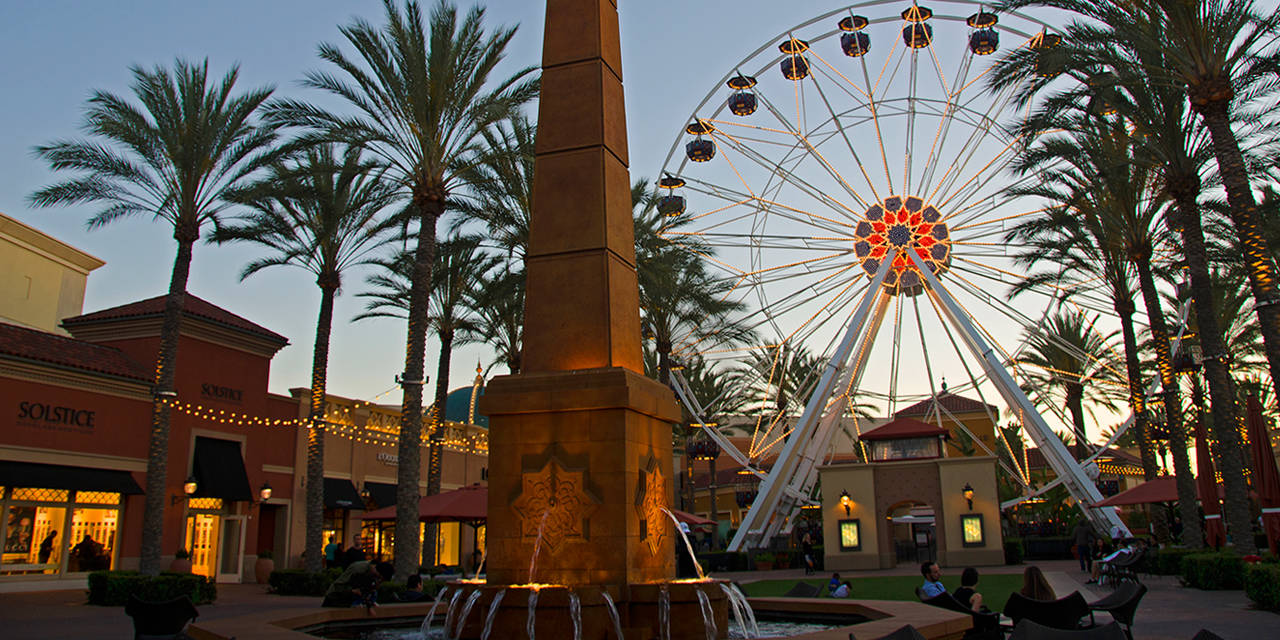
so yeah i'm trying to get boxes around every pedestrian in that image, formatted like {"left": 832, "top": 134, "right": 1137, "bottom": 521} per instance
{"left": 324, "top": 535, "right": 339, "bottom": 569}
{"left": 801, "top": 532, "right": 815, "bottom": 575}
{"left": 38, "top": 530, "right": 57, "bottom": 564}
{"left": 1072, "top": 520, "right": 1096, "bottom": 573}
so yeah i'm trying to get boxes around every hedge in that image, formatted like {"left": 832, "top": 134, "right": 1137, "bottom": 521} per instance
{"left": 87, "top": 571, "right": 216, "bottom": 606}
{"left": 697, "top": 551, "right": 749, "bottom": 573}
{"left": 268, "top": 568, "right": 342, "bottom": 596}
{"left": 1151, "top": 548, "right": 1202, "bottom": 576}
{"left": 1004, "top": 539, "right": 1024, "bottom": 565}
{"left": 1022, "top": 537, "right": 1074, "bottom": 560}
{"left": 1181, "top": 552, "right": 1244, "bottom": 590}
{"left": 1245, "top": 564, "right": 1280, "bottom": 611}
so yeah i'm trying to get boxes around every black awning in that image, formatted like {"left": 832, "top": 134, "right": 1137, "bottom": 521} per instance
{"left": 364, "top": 482, "right": 397, "bottom": 509}
{"left": 192, "top": 436, "right": 252, "bottom": 501}
{"left": 324, "top": 478, "right": 364, "bottom": 509}
{"left": 0, "top": 460, "right": 143, "bottom": 494}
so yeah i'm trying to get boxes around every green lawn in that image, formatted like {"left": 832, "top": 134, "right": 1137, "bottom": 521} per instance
{"left": 740, "top": 574, "right": 1025, "bottom": 612}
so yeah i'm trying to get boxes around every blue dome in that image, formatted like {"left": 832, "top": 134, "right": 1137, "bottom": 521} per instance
{"left": 443, "top": 384, "right": 487, "bottom": 428}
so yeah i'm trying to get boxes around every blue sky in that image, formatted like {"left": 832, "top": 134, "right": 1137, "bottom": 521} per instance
{"left": 1, "top": 0, "right": 1271, "bottom": 449}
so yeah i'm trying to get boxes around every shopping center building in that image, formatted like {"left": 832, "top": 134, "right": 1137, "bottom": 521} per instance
{"left": 0, "top": 212, "right": 488, "bottom": 590}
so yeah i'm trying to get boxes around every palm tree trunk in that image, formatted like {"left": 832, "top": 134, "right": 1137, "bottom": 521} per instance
{"left": 1170, "top": 189, "right": 1253, "bottom": 553}
{"left": 1114, "top": 296, "right": 1169, "bottom": 543}
{"left": 1066, "top": 383, "right": 1087, "bottom": 457}
{"left": 423, "top": 327, "right": 454, "bottom": 567}
{"left": 1133, "top": 257, "right": 1202, "bottom": 547}
{"left": 304, "top": 283, "right": 338, "bottom": 573}
{"left": 139, "top": 232, "right": 196, "bottom": 576}
{"left": 1197, "top": 103, "right": 1280, "bottom": 416}
{"left": 708, "top": 455, "right": 719, "bottom": 550}
{"left": 394, "top": 201, "right": 441, "bottom": 582}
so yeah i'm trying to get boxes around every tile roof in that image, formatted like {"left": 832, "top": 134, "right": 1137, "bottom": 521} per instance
{"left": 63, "top": 293, "right": 287, "bottom": 344}
{"left": 859, "top": 417, "right": 950, "bottom": 441}
{"left": 0, "top": 323, "right": 149, "bottom": 381}
{"left": 894, "top": 391, "right": 997, "bottom": 418}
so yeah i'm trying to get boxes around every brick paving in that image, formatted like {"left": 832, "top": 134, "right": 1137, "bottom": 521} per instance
{"left": 0, "top": 560, "right": 1274, "bottom": 639}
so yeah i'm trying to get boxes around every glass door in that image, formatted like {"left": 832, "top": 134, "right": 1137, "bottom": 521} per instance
{"left": 185, "top": 513, "right": 220, "bottom": 578}
{"left": 216, "top": 515, "right": 246, "bottom": 583}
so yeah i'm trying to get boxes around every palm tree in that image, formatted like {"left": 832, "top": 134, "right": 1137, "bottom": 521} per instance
{"left": 1018, "top": 310, "right": 1123, "bottom": 454}
{"left": 454, "top": 114, "right": 534, "bottom": 263}
{"left": 214, "top": 144, "right": 400, "bottom": 573}
{"left": 472, "top": 267, "right": 525, "bottom": 374}
{"left": 30, "top": 59, "right": 279, "bottom": 574}
{"left": 269, "top": 0, "right": 537, "bottom": 578}
{"left": 360, "top": 233, "right": 497, "bottom": 564}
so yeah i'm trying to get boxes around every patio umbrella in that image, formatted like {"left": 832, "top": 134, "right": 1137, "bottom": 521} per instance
{"left": 360, "top": 483, "right": 487, "bottom": 524}
{"left": 1091, "top": 476, "right": 1224, "bottom": 508}
{"left": 1194, "top": 414, "right": 1226, "bottom": 547}
{"left": 1246, "top": 394, "right": 1280, "bottom": 553}
{"left": 671, "top": 509, "right": 716, "bottom": 531}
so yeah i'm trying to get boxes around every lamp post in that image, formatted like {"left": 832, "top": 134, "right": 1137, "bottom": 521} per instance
{"left": 840, "top": 489, "right": 853, "bottom": 516}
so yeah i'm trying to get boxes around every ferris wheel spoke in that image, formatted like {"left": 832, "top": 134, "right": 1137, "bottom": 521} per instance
{"left": 803, "top": 60, "right": 886, "bottom": 205}
{"left": 928, "top": 80, "right": 1022, "bottom": 205}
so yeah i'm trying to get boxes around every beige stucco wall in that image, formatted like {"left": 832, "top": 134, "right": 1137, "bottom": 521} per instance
{"left": 936, "top": 457, "right": 1004, "bottom": 567}
{"left": 820, "top": 464, "right": 881, "bottom": 570}
{"left": 0, "top": 212, "right": 103, "bottom": 334}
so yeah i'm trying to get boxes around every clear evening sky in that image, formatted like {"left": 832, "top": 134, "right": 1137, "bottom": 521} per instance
{"left": 2, "top": 1, "right": 1269, "bottom": 444}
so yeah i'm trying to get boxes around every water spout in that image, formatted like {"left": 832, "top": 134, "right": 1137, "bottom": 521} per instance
{"left": 695, "top": 587, "right": 717, "bottom": 640}
{"left": 600, "top": 588, "right": 625, "bottom": 640}
{"left": 659, "top": 584, "right": 671, "bottom": 640}
{"left": 441, "top": 589, "right": 465, "bottom": 640}
{"left": 421, "top": 586, "right": 452, "bottom": 637}
{"left": 526, "top": 587, "right": 541, "bottom": 640}
{"left": 473, "top": 547, "right": 487, "bottom": 581}
{"left": 528, "top": 510, "right": 550, "bottom": 584}
{"left": 660, "top": 508, "right": 706, "bottom": 580}
{"left": 450, "top": 590, "right": 484, "bottom": 640}
{"left": 720, "top": 582, "right": 759, "bottom": 638}
{"left": 479, "top": 589, "right": 507, "bottom": 640}
{"left": 568, "top": 591, "right": 582, "bottom": 640}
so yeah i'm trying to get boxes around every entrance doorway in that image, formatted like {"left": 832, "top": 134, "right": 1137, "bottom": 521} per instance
{"left": 185, "top": 513, "right": 220, "bottom": 578}
{"left": 886, "top": 502, "right": 937, "bottom": 566}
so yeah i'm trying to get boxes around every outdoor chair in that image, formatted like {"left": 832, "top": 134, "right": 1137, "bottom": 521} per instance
{"left": 1087, "top": 582, "right": 1147, "bottom": 640}
{"left": 125, "top": 594, "right": 199, "bottom": 640}
{"left": 922, "top": 592, "right": 1002, "bottom": 640}
{"left": 858, "top": 624, "right": 928, "bottom": 640}
{"left": 1099, "top": 550, "right": 1143, "bottom": 587}
{"left": 914, "top": 586, "right": 928, "bottom": 602}
{"left": 1190, "top": 630, "right": 1225, "bottom": 640}
{"left": 1009, "top": 620, "right": 1126, "bottom": 640}
{"left": 784, "top": 581, "right": 822, "bottom": 598}
{"left": 1003, "top": 591, "right": 1092, "bottom": 631}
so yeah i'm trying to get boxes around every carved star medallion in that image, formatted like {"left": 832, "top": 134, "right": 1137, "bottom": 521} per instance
{"left": 635, "top": 456, "right": 668, "bottom": 556}
{"left": 511, "top": 456, "right": 599, "bottom": 553}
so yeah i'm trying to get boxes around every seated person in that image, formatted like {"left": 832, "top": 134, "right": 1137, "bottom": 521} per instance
{"left": 832, "top": 580, "right": 852, "bottom": 598}
{"left": 828, "top": 572, "right": 842, "bottom": 595}
{"left": 399, "top": 574, "right": 428, "bottom": 602}
{"left": 920, "top": 562, "right": 946, "bottom": 598}
{"left": 323, "top": 560, "right": 380, "bottom": 613}
{"left": 1088, "top": 539, "right": 1135, "bottom": 584}
{"left": 952, "top": 567, "right": 986, "bottom": 612}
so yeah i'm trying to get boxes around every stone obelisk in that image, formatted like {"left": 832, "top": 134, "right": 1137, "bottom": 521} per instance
{"left": 480, "top": 0, "right": 681, "bottom": 587}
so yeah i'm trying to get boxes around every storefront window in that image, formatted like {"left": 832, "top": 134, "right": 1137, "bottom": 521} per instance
{"left": 436, "top": 522, "right": 459, "bottom": 566}
{"left": 360, "top": 521, "right": 395, "bottom": 562}
{"left": 323, "top": 509, "right": 346, "bottom": 549}
{"left": 1, "top": 488, "right": 121, "bottom": 578}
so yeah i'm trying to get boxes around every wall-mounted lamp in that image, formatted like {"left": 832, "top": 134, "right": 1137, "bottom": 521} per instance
{"left": 840, "top": 489, "right": 853, "bottom": 516}
{"left": 172, "top": 475, "right": 199, "bottom": 505}
{"left": 962, "top": 482, "right": 975, "bottom": 510}
{"left": 259, "top": 482, "right": 273, "bottom": 502}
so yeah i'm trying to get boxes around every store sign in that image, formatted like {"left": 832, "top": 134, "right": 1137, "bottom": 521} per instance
{"left": 16, "top": 401, "right": 96, "bottom": 432}
{"left": 200, "top": 383, "right": 243, "bottom": 404}
{"left": 377, "top": 452, "right": 399, "bottom": 466}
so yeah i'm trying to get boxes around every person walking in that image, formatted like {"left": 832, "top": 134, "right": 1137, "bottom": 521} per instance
{"left": 1072, "top": 520, "right": 1097, "bottom": 573}
{"left": 37, "top": 530, "right": 58, "bottom": 564}
{"left": 801, "top": 532, "right": 816, "bottom": 575}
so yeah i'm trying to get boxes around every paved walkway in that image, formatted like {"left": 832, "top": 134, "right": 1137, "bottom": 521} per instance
{"left": 0, "top": 560, "right": 1274, "bottom": 639}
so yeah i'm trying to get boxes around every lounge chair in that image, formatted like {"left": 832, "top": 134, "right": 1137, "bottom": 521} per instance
{"left": 1003, "top": 591, "right": 1092, "bottom": 631}
{"left": 921, "top": 592, "right": 1001, "bottom": 640}
{"left": 857, "top": 624, "right": 928, "bottom": 640}
{"left": 1009, "top": 619, "right": 1126, "bottom": 640}
{"left": 784, "top": 581, "right": 822, "bottom": 597}
{"left": 1087, "top": 582, "right": 1147, "bottom": 640}
{"left": 125, "top": 594, "right": 199, "bottom": 640}
{"left": 1190, "top": 630, "right": 1226, "bottom": 640}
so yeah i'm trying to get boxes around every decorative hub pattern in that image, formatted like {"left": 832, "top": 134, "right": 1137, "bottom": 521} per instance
{"left": 853, "top": 195, "right": 952, "bottom": 296}
{"left": 512, "top": 457, "right": 599, "bottom": 554}
{"left": 634, "top": 456, "right": 668, "bottom": 556}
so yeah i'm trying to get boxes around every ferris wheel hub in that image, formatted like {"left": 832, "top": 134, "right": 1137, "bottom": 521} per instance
{"left": 853, "top": 195, "right": 952, "bottom": 296}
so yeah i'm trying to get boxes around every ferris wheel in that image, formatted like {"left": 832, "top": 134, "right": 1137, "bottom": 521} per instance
{"left": 655, "top": 0, "right": 1138, "bottom": 550}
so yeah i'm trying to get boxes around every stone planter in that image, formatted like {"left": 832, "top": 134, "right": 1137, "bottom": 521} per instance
{"left": 254, "top": 557, "right": 274, "bottom": 584}
{"left": 169, "top": 557, "right": 192, "bottom": 573}
{"left": 755, "top": 561, "right": 774, "bottom": 571}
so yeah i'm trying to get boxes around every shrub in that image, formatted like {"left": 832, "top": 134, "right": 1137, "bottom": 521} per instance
{"left": 268, "top": 568, "right": 342, "bottom": 596}
{"left": 1022, "top": 536, "right": 1074, "bottom": 560}
{"left": 1004, "top": 539, "right": 1024, "bottom": 565}
{"left": 753, "top": 552, "right": 776, "bottom": 566}
{"left": 1151, "top": 548, "right": 1202, "bottom": 575}
{"left": 697, "top": 551, "right": 749, "bottom": 573}
{"left": 174, "top": 548, "right": 190, "bottom": 560}
{"left": 87, "top": 570, "right": 216, "bottom": 606}
{"left": 1181, "top": 552, "right": 1245, "bottom": 590}
{"left": 1245, "top": 564, "right": 1280, "bottom": 611}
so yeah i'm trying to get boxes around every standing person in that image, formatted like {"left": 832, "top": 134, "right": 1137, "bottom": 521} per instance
{"left": 952, "top": 568, "right": 986, "bottom": 612}
{"left": 1072, "top": 520, "right": 1096, "bottom": 573}
{"left": 801, "top": 532, "right": 816, "bottom": 575}
{"left": 1020, "top": 566, "right": 1056, "bottom": 601}
{"left": 921, "top": 562, "right": 946, "bottom": 598}
{"left": 37, "top": 530, "right": 58, "bottom": 564}
{"left": 343, "top": 535, "right": 366, "bottom": 568}
{"left": 324, "top": 535, "right": 339, "bottom": 569}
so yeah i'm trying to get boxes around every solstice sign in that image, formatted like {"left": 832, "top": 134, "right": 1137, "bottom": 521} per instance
{"left": 16, "top": 400, "right": 96, "bottom": 433}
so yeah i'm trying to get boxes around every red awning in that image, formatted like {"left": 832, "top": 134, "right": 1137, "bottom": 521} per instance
{"left": 361, "top": 483, "right": 487, "bottom": 523}
{"left": 1091, "top": 476, "right": 1224, "bottom": 507}
{"left": 1245, "top": 394, "right": 1280, "bottom": 552}
{"left": 671, "top": 509, "right": 716, "bottom": 527}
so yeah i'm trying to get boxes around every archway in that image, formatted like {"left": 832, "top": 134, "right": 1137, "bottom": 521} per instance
{"left": 884, "top": 500, "right": 937, "bottom": 567}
